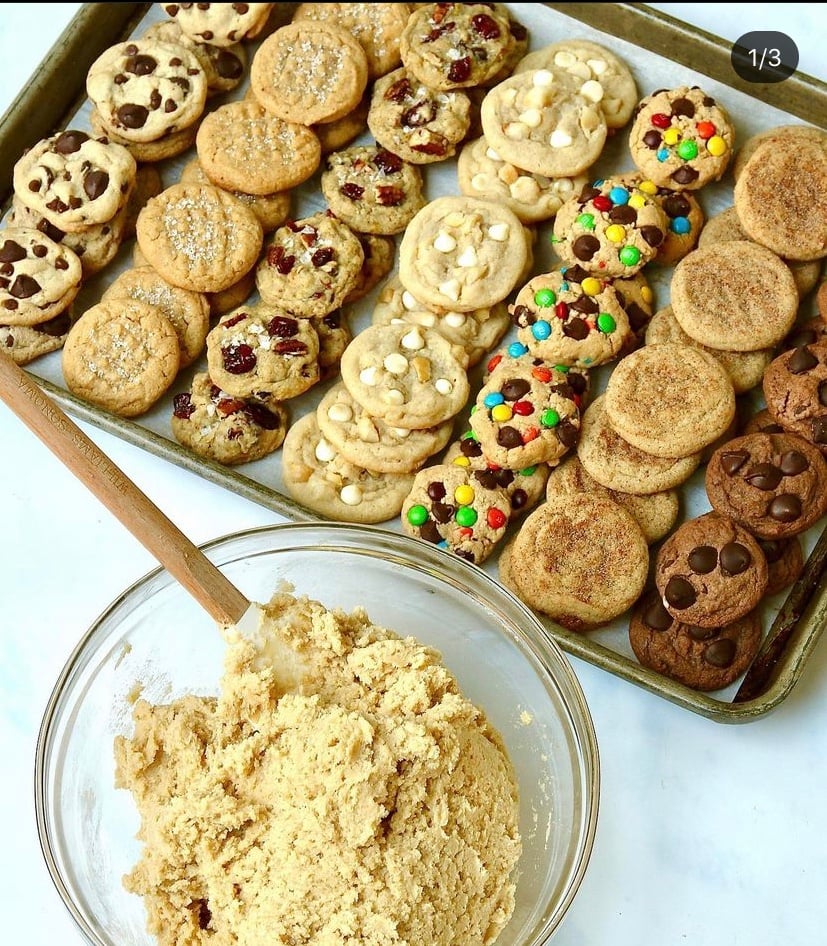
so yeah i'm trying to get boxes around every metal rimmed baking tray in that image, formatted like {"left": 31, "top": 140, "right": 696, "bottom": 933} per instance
{"left": 2, "top": 2, "right": 826, "bottom": 723}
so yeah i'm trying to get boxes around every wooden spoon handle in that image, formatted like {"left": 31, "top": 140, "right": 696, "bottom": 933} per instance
{"left": 0, "top": 352, "right": 250, "bottom": 626}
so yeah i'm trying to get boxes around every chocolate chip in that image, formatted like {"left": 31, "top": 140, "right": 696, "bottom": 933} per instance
{"left": 719, "top": 542, "right": 752, "bottom": 576}
{"left": 474, "top": 469, "right": 498, "bottom": 489}
{"left": 216, "top": 49, "right": 244, "bottom": 79}
{"left": 688, "top": 625, "right": 718, "bottom": 641}
{"left": 564, "top": 264, "right": 589, "bottom": 283}
{"left": 768, "top": 494, "right": 802, "bottom": 522}
{"left": 0, "top": 240, "right": 27, "bottom": 264}
{"left": 54, "top": 130, "right": 89, "bottom": 154}
{"left": 704, "top": 638, "right": 736, "bottom": 668}
{"left": 780, "top": 450, "right": 809, "bottom": 476}
{"left": 626, "top": 303, "right": 649, "bottom": 332}
{"left": 608, "top": 205, "right": 637, "bottom": 224}
{"left": 744, "top": 462, "right": 782, "bottom": 491}
{"left": 702, "top": 95, "right": 717, "bottom": 106}
{"left": 10, "top": 274, "right": 40, "bottom": 298}
{"left": 562, "top": 317, "right": 589, "bottom": 340}
{"left": 671, "top": 165, "right": 699, "bottom": 185}
{"left": 510, "top": 489, "right": 528, "bottom": 510}
{"left": 664, "top": 576, "right": 696, "bottom": 609}
{"left": 643, "top": 129, "right": 662, "bottom": 149}
{"left": 759, "top": 539, "right": 784, "bottom": 564}
{"left": 640, "top": 226, "right": 664, "bottom": 247}
{"left": 125, "top": 53, "right": 157, "bottom": 76}
{"left": 671, "top": 97, "right": 696, "bottom": 118}
{"left": 572, "top": 235, "right": 600, "bottom": 261}
{"left": 83, "top": 169, "right": 109, "bottom": 201}
{"left": 432, "top": 502, "right": 454, "bottom": 524}
{"left": 461, "top": 438, "right": 482, "bottom": 458}
{"left": 494, "top": 469, "right": 514, "bottom": 488}
{"left": 720, "top": 449, "right": 749, "bottom": 475}
{"left": 427, "top": 481, "right": 446, "bottom": 501}
{"left": 688, "top": 545, "right": 718, "bottom": 573}
{"left": 497, "top": 426, "right": 523, "bottom": 449}
{"left": 787, "top": 346, "right": 818, "bottom": 374}
{"left": 785, "top": 327, "right": 820, "bottom": 349}
{"left": 117, "top": 103, "right": 149, "bottom": 129}
{"left": 812, "top": 417, "right": 827, "bottom": 444}
{"left": 568, "top": 296, "right": 598, "bottom": 315}
{"left": 819, "top": 381, "right": 827, "bottom": 407}
{"left": 501, "top": 378, "right": 530, "bottom": 401}
{"left": 555, "top": 419, "right": 579, "bottom": 448}
{"left": 578, "top": 184, "right": 601, "bottom": 203}
{"left": 643, "top": 594, "right": 673, "bottom": 631}
{"left": 420, "top": 520, "right": 441, "bottom": 543}
{"left": 662, "top": 194, "right": 691, "bottom": 218}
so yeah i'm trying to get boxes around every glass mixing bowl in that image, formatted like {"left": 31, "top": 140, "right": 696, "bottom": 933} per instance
{"left": 35, "top": 523, "right": 599, "bottom": 946}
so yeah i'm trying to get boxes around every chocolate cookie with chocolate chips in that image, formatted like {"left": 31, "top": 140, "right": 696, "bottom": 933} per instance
{"left": 762, "top": 341, "right": 827, "bottom": 454}
{"left": 655, "top": 511, "right": 768, "bottom": 628}
{"left": 705, "top": 431, "right": 827, "bottom": 539}
{"left": 629, "top": 590, "right": 762, "bottom": 692}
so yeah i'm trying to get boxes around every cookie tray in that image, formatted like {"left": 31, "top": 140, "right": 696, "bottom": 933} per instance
{"left": 2, "top": 1, "right": 827, "bottom": 724}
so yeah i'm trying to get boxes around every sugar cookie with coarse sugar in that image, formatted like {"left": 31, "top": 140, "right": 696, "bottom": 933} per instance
{"left": 670, "top": 241, "right": 798, "bottom": 352}
{"left": 629, "top": 85, "right": 734, "bottom": 190}
{"left": 456, "top": 136, "right": 588, "bottom": 225}
{"left": 196, "top": 99, "right": 320, "bottom": 197}
{"left": 551, "top": 176, "right": 667, "bottom": 277}
{"left": 0, "top": 227, "right": 82, "bottom": 327}
{"left": 86, "top": 39, "right": 208, "bottom": 144}
{"left": 250, "top": 21, "right": 368, "bottom": 126}
{"left": 171, "top": 372, "right": 288, "bottom": 467}
{"left": 13, "top": 129, "right": 137, "bottom": 233}
{"left": 161, "top": 2, "right": 273, "bottom": 46}
{"left": 136, "top": 182, "right": 263, "bottom": 294}
{"left": 515, "top": 38, "right": 638, "bottom": 130}
{"left": 62, "top": 298, "right": 180, "bottom": 418}
{"left": 401, "top": 462, "right": 513, "bottom": 565}
{"left": 500, "top": 492, "right": 649, "bottom": 631}
{"left": 282, "top": 413, "right": 415, "bottom": 524}
{"left": 340, "top": 323, "right": 470, "bottom": 430}
{"left": 734, "top": 134, "right": 827, "bottom": 262}
{"left": 480, "top": 68, "right": 608, "bottom": 178}
{"left": 398, "top": 196, "right": 527, "bottom": 312}
{"left": 603, "top": 342, "right": 736, "bottom": 459}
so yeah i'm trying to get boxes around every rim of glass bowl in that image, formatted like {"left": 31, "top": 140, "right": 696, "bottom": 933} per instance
{"left": 34, "top": 521, "right": 600, "bottom": 946}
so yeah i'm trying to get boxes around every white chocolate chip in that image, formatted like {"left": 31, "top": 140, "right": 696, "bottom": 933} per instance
{"left": 518, "top": 108, "right": 543, "bottom": 128}
{"left": 471, "top": 172, "right": 489, "bottom": 192}
{"left": 444, "top": 312, "right": 467, "bottom": 328}
{"left": 412, "top": 311, "right": 436, "bottom": 328}
{"left": 356, "top": 416, "right": 380, "bottom": 443}
{"left": 340, "top": 484, "right": 363, "bottom": 506}
{"left": 580, "top": 106, "right": 601, "bottom": 133}
{"left": 444, "top": 211, "right": 465, "bottom": 227}
{"left": 488, "top": 223, "right": 510, "bottom": 241}
{"left": 485, "top": 146, "right": 501, "bottom": 161}
{"left": 383, "top": 388, "right": 405, "bottom": 405}
{"left": 502, "top": 87, "right": 518, "bottom": 105}
{"left": 567, "top": 61, "right": 592, "bottom": 80}
{"left": 401, "top": 290, "right": 419, "bottom": 311}
{"left": 439, "top": 278, "right": 461, "bottom": 302}
{"left": 549, "top": 128, "right": 573, "bottom": 148}
{"left": 445, "top": 47, "right": 462, "bottom": 61}
{"left": 384, "top": 352, "right": 409, "bottom": 374}
{"left": 511, "top": 176, "right": 541, "bottom": 203}
{"left": 315, "top": 438, "right": 336, "bottom": 463}
{"left": 532, "top": 69, "right": 554, "bottom": 86}
{"left": 327, "top": 403, "right": 352, "bottom": 423}
{"left": 580, "top": 79, "right": 605, "bottom": 103}
{"left": 505, "top": 122, "right": 528, "bottom": 140}
{"left": 587, "top": 58, "right": 608, "bottom": 75}
{"left": 359, "top": 366, "right": 379, "bottom": 386}
{"left": 552, "top": 51, "right": 576, "bottom": 69}
{"left": 524, "top": 85, "right": 552, "bottom": 109}
{"left": 497, "top": 163, "right": 519, "bottom": 185}
{"left": 391, "top": 427, "right": 411, "bottom": 439}
{"left": 401, "top": 327, "right": 426, "bottom": 350}
{"left": 433, "top": 231, "right": 457, "bottom": 253}
{"left": 456, "top": 245, "right": 478, "bottom": 268}
{"left": 434, "top": 378, "right": 453, "bottom": 395}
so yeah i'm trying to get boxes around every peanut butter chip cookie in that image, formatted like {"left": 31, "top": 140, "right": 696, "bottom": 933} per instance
{"left": 162, "top": 2, "right": 274, "bottom": 47}
{"left": 13, "top": 129, "right": 137, "bottom": 233}
{"left": 400, "top": 2, "right": 514, "bottom": 91}
{"left": 552, "top": 176, "right": 668, "bottom": 277}
{"left": 171, "top": 372, "right": 288, "bottom": 467}
{"left": 320, "top": 145, "right": 425, "bottom": 236}
{"left": 604, "top": 342, "right": 736, "bottom": 459}
{"left": 480, "top": 69, "right": 608, "bottom": 178}
{"left": 402, "top": 462, "right": 512, "bottom": 564}
{"left": 340, "top": 323, "right": 470, "bottom": 430}
{"left": 250, "top": 21, "right": 368, "bottom": 125}
{"left": 655, "top": 512, "right": 768, "bottom": 628}
{"left": 86, "top": 40, "right": 208, "bottom": 144}
{"left": 500, "top": 492, "right": 649, "bottom": 631}
{"left": 136, "top": 182, "right": 264, "bottom": 294}
{"left": 255, "top": 212, "right": 365, "bottom": 319}
{"left": 196, "top": 100, "right": 321, "bottom": 196}
{"left": 398, "top": 196, "right": 527, "bottom": 312}
{"left": 670, "top": 241, "right": 798, "bottom": 352}
{"left": 291, "top": 3, "right": 411, "bottom": 80}
{"left": 368, "top": 66, "right": 472, "bottom": 165}
{"left": 510, "top": 268, "right": 631, "bottom": 369}
{"left": 205, "top": 304, "right": 320, "bottom": 401}
{"left": 0, "top": 227, "right": 82, "bottom": 326}
{"left": 282, "top": 412, "right": 415, "bottom": 524}
{"left": 62, "top": 298, "right": 180, "bottom": 417}
{"left": 629, "top": 85, "right": 734, "bottom": 190}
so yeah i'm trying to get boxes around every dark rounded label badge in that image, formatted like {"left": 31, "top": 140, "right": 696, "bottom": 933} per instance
{"left": 731, "top": 31, "right": 798, "bottom": 83}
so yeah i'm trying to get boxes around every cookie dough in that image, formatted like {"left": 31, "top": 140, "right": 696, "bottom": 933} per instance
{"left": 116, "top": 593, "right": 521, "bottom": 946}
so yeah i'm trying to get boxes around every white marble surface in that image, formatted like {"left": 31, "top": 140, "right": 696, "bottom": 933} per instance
{"left": 1, "top": 4, "right": 826, "bottom": 945}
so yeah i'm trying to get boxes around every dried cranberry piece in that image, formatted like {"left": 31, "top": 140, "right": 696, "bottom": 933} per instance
{"left": 373, "top": 149, "right": 403, "bottom": 174}
{"left": 227, "top": 427, "right": 243, "bottom": 441}
{"left": 267, "top": 315, "right": 299, "bottom": 338}
{"left": 222, "top": 343, "right": 256, "bottom": 374}
{"left": 172, "top": 392, "right": 195, "bottom": 419}
{"left": 423, "top": 22, "right": 455, "bottom": 42}
{"left": 376, "top": 185, "right": 405, "bottom": 207}
{"left": 215, "top": 396, "right": 246, "bottom": 416}
{"left": 244, "top": 402, "right": 281, "bottom": 430}
{"left": 448, "top": 56, "right": 472, "bottom": 84}
{"left": 471, "top": 13, "right": 501, "bottom": 39}
{"left": 312, "top": 247, "right": 335, "bottom": 267}
{"left": 340, "top": 182, "right": 364, "bottom": 201}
